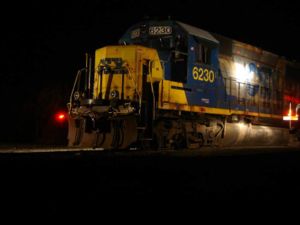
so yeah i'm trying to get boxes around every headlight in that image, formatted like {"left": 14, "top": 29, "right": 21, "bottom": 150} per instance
{"left": 111, "top": 90, "right": 119, "bottom": 99}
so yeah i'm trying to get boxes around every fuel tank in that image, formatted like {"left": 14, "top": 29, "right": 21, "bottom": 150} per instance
{"left": 222, "top": 122, "right": 289, "bottom": 147}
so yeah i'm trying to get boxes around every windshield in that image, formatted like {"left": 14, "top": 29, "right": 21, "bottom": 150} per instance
{"left": 127, "top": 35, "right": 174, "bottom": 51}
{"left": 148, "top": 36, "right": 173, "bottom": 50}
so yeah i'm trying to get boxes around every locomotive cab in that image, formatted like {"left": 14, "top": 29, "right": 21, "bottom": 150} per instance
{"left": 119, "top": 20, "right": 220, "bottom": 85}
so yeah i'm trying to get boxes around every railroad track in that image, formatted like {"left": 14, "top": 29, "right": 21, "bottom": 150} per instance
{"left": 0, "top": 145, "right": 299, "bottom": 157}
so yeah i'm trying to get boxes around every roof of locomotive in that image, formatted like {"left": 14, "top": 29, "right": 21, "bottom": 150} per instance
{"left": 176, "top": 21, "right": 219, "bottom": 44}
{"left": 175, "top": 21, "right": 279, "bottom": 62}
{"left": 119, "top": 20, "right": 221, "bottom": 45}
{"left": 178, "top": 21, "right": 300, "bottom": 73}
{"left": 120, "top": 20, "right": 275, "bottom": 53}
{"left": 119, "top": 20, "right": 300, "bottom": 67}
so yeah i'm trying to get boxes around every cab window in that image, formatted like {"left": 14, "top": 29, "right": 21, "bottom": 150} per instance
{"left": 195, "top": 40, "right": 211, "bottom": 65}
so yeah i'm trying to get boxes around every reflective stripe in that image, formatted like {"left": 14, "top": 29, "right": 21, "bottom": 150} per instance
{"left": 159, "top": 102, "right": 282, "bottom": 119}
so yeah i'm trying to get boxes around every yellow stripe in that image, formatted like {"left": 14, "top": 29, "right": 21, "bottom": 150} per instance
{"left": 159, "top": 80, "right": 188, "bottom": 105}
{"left": 159, "top": 102, "right": 282, "bottom": 119}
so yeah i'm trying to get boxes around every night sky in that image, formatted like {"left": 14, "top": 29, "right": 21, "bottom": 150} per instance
{"left": 1, "top": 1, "right": 300, "bottom": 144}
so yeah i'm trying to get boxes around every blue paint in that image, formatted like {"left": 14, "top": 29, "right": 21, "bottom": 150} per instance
{"left": 184, "top": 35, "right": 224, "bottom": 108}
{"left": 119, "top": 20, "right": 281, "bottom": 116}
{"left": 247, "top": 63, "right": 260, "bottom": 96}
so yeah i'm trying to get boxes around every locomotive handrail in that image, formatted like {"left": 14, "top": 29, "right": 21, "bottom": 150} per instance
{"left": 68, "top": 68, "right": 86, "bottom": 114}
{"left": 159, "top": 60, "right": 166, "bottom": 75}
{"left": 171, "top": 49, "right": 188, "bottom": 56}
{"left": 125, "top": 64, "right": 142, "bottom": 114}
{"left": 148, "top": 60, "right": 156, "bottom": 120}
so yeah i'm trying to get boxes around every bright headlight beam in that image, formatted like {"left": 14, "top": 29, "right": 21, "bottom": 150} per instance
{"left": 235, "top": 62, "right": 254, "bottom": 83}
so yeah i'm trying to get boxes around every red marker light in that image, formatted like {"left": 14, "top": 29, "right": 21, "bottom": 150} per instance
{"left": 58, "top": 114, "right": 65, "bottom": 120}
{"left": 55, "top": 112, "right": 67, "bottom": 122}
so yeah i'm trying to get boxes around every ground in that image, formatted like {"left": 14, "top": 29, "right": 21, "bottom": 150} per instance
{"left": 1, "top": 147, "right": 300, "bottom": 219}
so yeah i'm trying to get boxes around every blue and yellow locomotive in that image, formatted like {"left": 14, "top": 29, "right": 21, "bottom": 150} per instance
{"left": 67, "top": 20, "right": 300, "bottom": 149}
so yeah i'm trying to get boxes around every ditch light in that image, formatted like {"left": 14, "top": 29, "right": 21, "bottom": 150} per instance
{"left": 283, "top": 115, "right": 298, "bottom": 121}
{"left": 283, "top": 102, "right": 298, "bottom": 122}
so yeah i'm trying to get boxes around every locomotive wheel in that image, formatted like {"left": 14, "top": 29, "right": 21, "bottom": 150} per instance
{"left": 173, "top": 133, "right": 186, "bottom": 150}
{"left": 68, "top": 116, "right": 137, "bottom": 149}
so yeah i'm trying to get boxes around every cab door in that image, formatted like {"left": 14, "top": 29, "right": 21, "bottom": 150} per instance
{"left": 170, "top": 35, "right": 188, "bottom": 83}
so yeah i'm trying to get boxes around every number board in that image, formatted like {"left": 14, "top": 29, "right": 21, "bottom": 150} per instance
{"left": 149, "top": 26, "right": 172, "bottom": 35}
{"left": 192, "top": 66, "right": 216, "bottom": 83}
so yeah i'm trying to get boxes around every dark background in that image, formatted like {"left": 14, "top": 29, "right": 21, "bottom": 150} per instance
{"left": 1, "top": 1, "right": 300, "bottom": 145}
{"left": 1, "top": 1, "right": 300, "bottom": 219}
